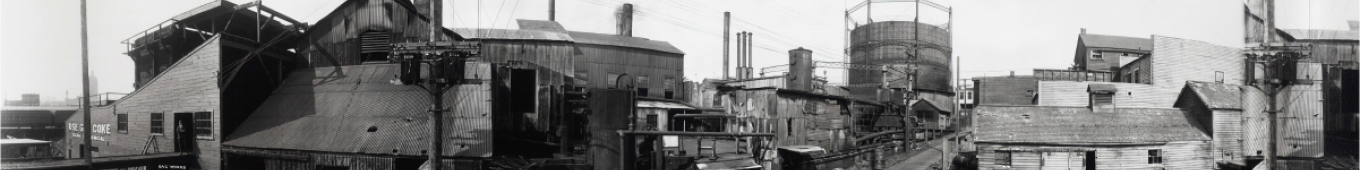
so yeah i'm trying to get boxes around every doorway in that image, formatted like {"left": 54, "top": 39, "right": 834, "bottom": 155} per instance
{"left": 1084, "top": 151, "right": 1096, "bottom": 170}
{"left": 174, "top": 113, "right": 195, "bottom": 152}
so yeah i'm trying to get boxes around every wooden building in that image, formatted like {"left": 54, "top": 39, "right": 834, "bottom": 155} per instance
{"left": 1072, "top": 31, "right": 1152, "bottom": 72}
{"left": 62, "top": 1, "right": 302, "bottom": 169}
{"left": 2, "top": 106, "right": 77, "bottom": 142}
{"left": 971, "top": 75, "right": 1037, "bottom": 106}
{"left": 1037, "top": 35, "right": 1244, "bottom": 108}
{"left": 973, "top": 104, "right": 1213, "bottom": 170}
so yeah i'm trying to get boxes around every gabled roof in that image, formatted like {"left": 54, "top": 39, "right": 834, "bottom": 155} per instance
{"left": 567, "top": 31, "right": 685, "bottom": 54}
{"left": 1087, "top": 84, "right": 1118, "bottom": 94}
{"left": 1278, "top": 29, "right": 1360, "bottom": 41}
{"left": 973, "top": 105, "right": 1209, "bottom": 143}
{"left": 1080, "top": 34, "right": 1153, "bottom": 51}
{"left": 224, "top": 63, "right": 493, "bottom": 157}
{"left": 1178, "top": 81, "right": 1242, "bottom": 110}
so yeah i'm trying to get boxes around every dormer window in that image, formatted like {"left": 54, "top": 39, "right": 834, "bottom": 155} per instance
{"left": 1088, "top": 84, "right": 1117, "bottom": 112}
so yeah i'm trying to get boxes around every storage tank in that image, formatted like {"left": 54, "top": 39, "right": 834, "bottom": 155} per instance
{"left": 848, "top": 21, "right": 952, "bottom": 99}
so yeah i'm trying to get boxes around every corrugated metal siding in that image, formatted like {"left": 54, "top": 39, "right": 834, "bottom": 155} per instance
{"left": 296, "top": 0, "right": 458, "bottom": 67}
{"left": 1305, "top": 41, "right": 1358, "bottom": 64}
{"left": 475, "top": 40, "right": 576, "bottom": 79}
{"left": 1276, "top": 63, "right": 1325, "bottom": 158}
{"left": 575, "top": 44, "right": 684, "bottom": 99}
{"left": 1240, "top": 64, "right": 1326, "bottom": 158}
{"left": 1215, "top": 110, "right": 1246, "bottom": 166}
{"left": 224, "top": 63, "right": 494, "bottom": 157}
{"left": 975, "top": 76, "right": 1037, "bottom": 106}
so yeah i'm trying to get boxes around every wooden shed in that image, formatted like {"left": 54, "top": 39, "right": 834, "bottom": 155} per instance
{"left": 973, "top": 105, "right": 1213, "bottom": 170}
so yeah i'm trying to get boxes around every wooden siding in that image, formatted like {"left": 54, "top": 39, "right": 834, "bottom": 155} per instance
{"left": 574, "top": 44, "right": 684, "bottom": 100}
{"left": 724, "top": 89, "right": 857, "bottom": 152}
{"left": 974, "top": 77, "right": 1038, "bottom": 106}
{"left": 1302, "top": 41, "right": 1358, "bottom": 64}
{"left": 65, "top": 36, "right": 225, "bottom": 169}
{"left": 1038, "top": 35, "right": 1243, "bottom": 108}
{"left": 295, "top": 0, "right": 457, "bottom": 67}
{"left": 977, "top": 141, "right": 1213, "bottom": 170}
{"left": 475, "top": 40, "right": 576, "bottom": 80}
{"left": 1033, "top": 69, "right": 1114, "bottom": 82}
{"left": 1116, "top": 56, "right": 1153, "bottom": 84}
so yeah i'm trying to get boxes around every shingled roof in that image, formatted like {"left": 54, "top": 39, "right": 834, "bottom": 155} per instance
{"left": 973, "top": 105, "right": 1209, "bottom": 143}
{"left": 224, "top": 63, "right": 494, "bottom": 157}
{"left": 1080, "top": 34, "right": 1153, "bottom": 51}
{"left": 1178, "top": 81, "right": 1242, "bottom": 110}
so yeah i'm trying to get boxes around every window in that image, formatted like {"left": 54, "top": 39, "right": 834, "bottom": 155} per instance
{"left": 150, "top": 113, "right": 164, "bottom": 135}
{"left": 1091, "top": 51, "right": 1104, "bottom": 60}
{"left": 1148, "top": 149, "right": 1163, "bottom": 164}
{"left": 1215, "top": 71, "right": 1225, "bottom": 83}
{"left": 194, "top": 112, "right": 212, "bottom": 140}
{"left": 664, "top": 77, "right": 675, "bottom": 91}
{"left": 116, "top": 114, "right": 128, "bottom": 133}
{"left": 996, "top": 151, "right": 1012, "bottom": 166}
{"left": 637, "top": 76, "right": 650, "bottom": 96}
{"left": 607, "top": 72, "right": 621, "bottom": 88}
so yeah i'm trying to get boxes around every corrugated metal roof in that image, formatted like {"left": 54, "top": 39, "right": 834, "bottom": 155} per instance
{"left": 224, "top": 63, "right": 495, "bottom": 157}
{"left": 973, "top": 105, "right": 1210, "bottom": 143}
{"left": 0, "top": 139, "right": 50, "bottom": 144}
{"left": 567, "top": 31, "right": 685, "bottom": 54}
{"left": 1080, "top": 34, "right": 1153, "bottom": 51}
{"left": 1182, "top": 81, "right": 1242, "bottom": 109}
{"left": 515, "top": 19, "right": 567, "bottom": 32}
{"left": 1279, "top": 29, "right": 1360, "bottom": 41}
{"left": 910, "top": 99, "right": 949, "bottom": 112}
{"left": 451, "top": 28, "right": 574, "bottom": 41}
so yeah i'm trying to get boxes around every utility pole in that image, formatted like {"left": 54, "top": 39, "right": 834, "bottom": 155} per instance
{"left": 80, "top": 0, "right": 94, "bottom": 169}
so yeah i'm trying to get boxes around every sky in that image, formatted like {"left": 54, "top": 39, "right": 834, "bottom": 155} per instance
{"left": 2, "top": 0, "right": 1356, "bottom": 102}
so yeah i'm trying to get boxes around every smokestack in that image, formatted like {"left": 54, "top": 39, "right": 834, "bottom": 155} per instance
{"left": 739, "top": 32, "right": 750, "bottom": 79}
{"left": 1080, "top": 28, "right": 1085, "bottom": 34}
{"left": 747, "top": 32, "right": 754, "bottom": 79}
{"left": 724, "top": 12, "right": 730, "bottom": 80}
{"left": 549, "top": 0, "right": 556, "bottom": 21}
{"left": 617, "top": 3, "right": 634, "bottom": 36}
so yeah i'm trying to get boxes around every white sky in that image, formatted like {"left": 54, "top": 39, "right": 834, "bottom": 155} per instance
{"left": 2, "top": 0, "right": 1356, "bottom": 102}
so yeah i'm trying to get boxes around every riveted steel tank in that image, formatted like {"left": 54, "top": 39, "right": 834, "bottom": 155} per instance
{"left": 848, "top": 21, "right": 952, "bottom": 99}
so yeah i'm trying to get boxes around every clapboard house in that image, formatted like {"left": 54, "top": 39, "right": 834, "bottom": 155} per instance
{"left": 60, "top": 1, "right": 304, "bottom": 169}
{"left": 974, "top": 85, "right": 1214, "bottom": 169}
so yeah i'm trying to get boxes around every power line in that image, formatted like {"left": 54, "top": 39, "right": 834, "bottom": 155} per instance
{"left": 503, "top": 0, "right": 521, "bottom": 28}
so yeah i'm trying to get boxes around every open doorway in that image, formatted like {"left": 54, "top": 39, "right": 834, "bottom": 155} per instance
{"left": 174, "top": 113, "right": 195, "bottom": 152}
{"left": 1084, "top": 151, "right": 1096, "bottom": 170}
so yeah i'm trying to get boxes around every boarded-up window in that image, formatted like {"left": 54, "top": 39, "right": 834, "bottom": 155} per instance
{"left": 996, "top": 151, "right": 1012, "bottom": 166}
{"left": 1091, "top": 94, "right": 1113, "bottom": 109}
{"left": 150, "top": 113, "right": 163, "bottom": 135}
{"left": 117, "top": 114, "right": 128, "bottom": 133}
{"left": 195, "top": 112, "right": 212, "bottom": 140}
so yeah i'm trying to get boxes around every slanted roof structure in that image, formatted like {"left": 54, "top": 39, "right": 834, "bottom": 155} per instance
{"left": 973, "top": 105, "right": 1210, "bottom": 143}
{"left": 1080, "top": 34, "right": 1153, "bottom": 51}
{"left": 513, "top": 19, "right": 685, "bottom": 54}
{"left": 224, "top": 63, "right": 494, "bottom": 157}
{"left": 1177, "top": 81, "right": 1243, "bottom": 110}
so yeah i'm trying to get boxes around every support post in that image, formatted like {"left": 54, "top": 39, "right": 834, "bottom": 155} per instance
{"left": 80, "top": 0, "right": 94, "bottom": 169}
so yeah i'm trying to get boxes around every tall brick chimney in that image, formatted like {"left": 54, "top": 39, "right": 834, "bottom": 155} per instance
{"left": 617, "top": 4, "right": 634, "bottom": 36}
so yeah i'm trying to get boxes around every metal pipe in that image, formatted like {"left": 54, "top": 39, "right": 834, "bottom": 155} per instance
{"left": 724, "top": 12, "right": 730, "bottom": 80}
{"left": 548, "top": 0, "right": 555, "bottom": 21}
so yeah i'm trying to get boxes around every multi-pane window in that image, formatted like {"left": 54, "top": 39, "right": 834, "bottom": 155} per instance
{"left": 1148, "top": 149, "right": 1163, "bottom": 164}
{"left": 995, "top": 151, "right": 1012, "bottom": 166}
{"left": 1091, "top": 51, "right": 1104, "bottom": 60}
{"left": 150, "top": 113, "right": 164, "bottom": 135}
{"left": 194, "top": 112, "right": 212, "bottom": 140}
{"left": 116, "top": 114, "right": 128, "bottom": 133}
